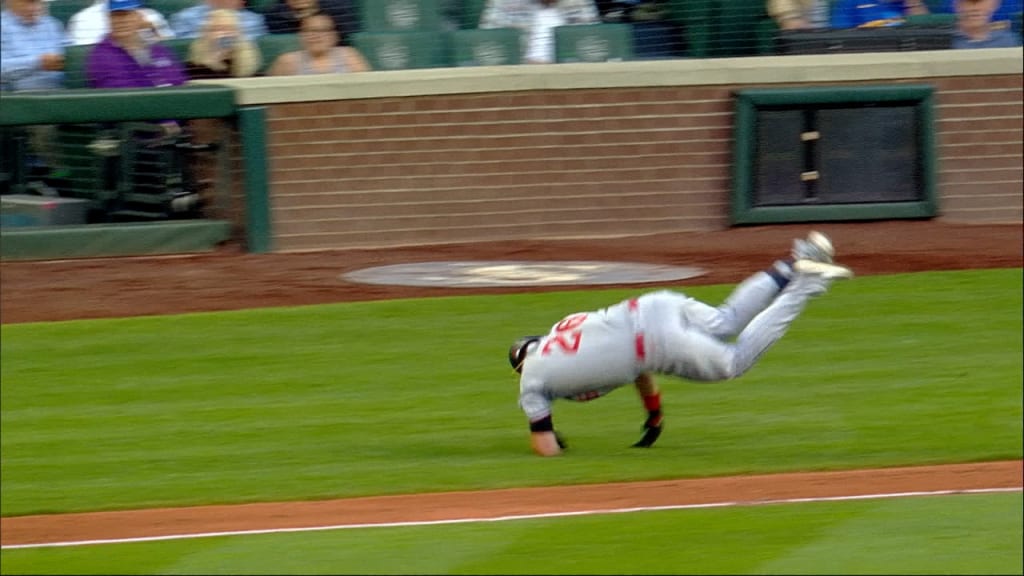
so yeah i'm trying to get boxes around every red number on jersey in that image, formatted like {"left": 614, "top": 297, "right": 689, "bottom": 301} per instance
{"left": 554, "top": 314, "right": 587, "bottom": 333}
{"left": 541, "top": 330, "right": 582, "bottom": 355}
{"left": 542, "top": 313, "right": 587, "bottom": 356}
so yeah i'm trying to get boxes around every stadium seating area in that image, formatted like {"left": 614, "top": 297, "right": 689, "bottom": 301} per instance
{"left": 52, "top": 0, "right": 685, "bottom": 87}
{"left": 47, "top": 0, "right": 1024, "bottom": 88}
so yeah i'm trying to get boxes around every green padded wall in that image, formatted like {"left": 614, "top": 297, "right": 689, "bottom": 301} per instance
{"left": 0, "top": 86, "right": 237, "bottom": 126}
{"left": 0, "top": 221, "right": 233, "bottom": 260}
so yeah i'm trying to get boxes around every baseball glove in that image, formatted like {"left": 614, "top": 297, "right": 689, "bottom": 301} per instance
{"left": 632, "top": 410, "right": 663, "bottom": 448}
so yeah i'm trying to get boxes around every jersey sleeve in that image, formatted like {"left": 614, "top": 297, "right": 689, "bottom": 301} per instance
{"left": 518, "top": 379, "right": 552, "bottom": 423}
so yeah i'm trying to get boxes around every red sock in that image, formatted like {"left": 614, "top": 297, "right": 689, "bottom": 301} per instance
{"left": 642, "top": 393, "right": 661, "bottom": 413}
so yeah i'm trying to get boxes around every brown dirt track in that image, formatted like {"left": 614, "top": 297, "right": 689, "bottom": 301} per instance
{"left": 1, "top": 219, "right": 1021, "bottom": 546}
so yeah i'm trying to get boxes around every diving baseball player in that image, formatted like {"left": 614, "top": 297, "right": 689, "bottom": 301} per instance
{"left": 507, "top": 231, "right": 853, "bottom": 456}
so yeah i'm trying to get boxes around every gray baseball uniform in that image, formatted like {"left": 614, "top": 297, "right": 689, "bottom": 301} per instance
{"left": 517, "top": 271, "right": 829, "bottom": 422}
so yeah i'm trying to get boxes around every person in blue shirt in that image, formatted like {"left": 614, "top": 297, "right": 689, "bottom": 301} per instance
{"left": 1, "top": 0, "right": 68, "bottom": 194}
{"left": 170, "top": 0, "right": 267, "bottom": 39}
{"left": 942, "top": 0, "right": 1021, "bottom": 24}
{"left": 830, "top": 0, "right": 930, "bottom": 28}
{"left": 1, "top": 0, "right": 67, "bottom": 91}
{"left": 952, "top": 0, "right": 1023, "bottom": 47}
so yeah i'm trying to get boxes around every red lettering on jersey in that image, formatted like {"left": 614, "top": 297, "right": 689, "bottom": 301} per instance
{"left": 540, "top": 313, "right": 587, "bottom": 356}
{"left": 554, "top": 314, "right": 587, "bottom": 332}
{"left": 541, "top": 330, "right": 582, "bottom": 355}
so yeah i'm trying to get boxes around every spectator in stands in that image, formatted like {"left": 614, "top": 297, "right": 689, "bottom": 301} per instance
{"left": 66, "top": 0, "right": 173, "bottom": 46}
{"left": 952, "top": 0, "right": 1022, "bottom": 47}
{"left": 87, "top": 0, "right": 187, "bottom": 88}
{"left": 1, "top": 0, "right": 66, "bottom": 91}
{"left": 170, "top": 0, "right": 266, "bottom": 39}
{"left": 266, "top": 11, "right": 368, "bottom": 74}
{"left": 185, "top": 8, "right": 261, "bottom": 78}
{"left": 86, "top": 0, "right": 201, "bottom": 214}
{"left": 830, "top": 0, "right": 930, "bottom": 28}
{"left": 479, "top": 0, "right": 601, "bottom": 64}
{"left": 767, "top": 0, "right": 830, "bottom": 30}
{"left": 1, "top": 0, "right": 66, "bottom": 193}
{"left": 263, "top": 0, "right": 356, "bottom": 41}
{"left": 940, "top": 0, "right": 1021, "bottom": 23}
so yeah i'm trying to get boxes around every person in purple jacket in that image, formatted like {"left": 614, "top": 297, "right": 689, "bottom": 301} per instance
{"left": 86, "top": 0, "right": 187, "bottom": 89}
{"left": 86, "top": 0, "right": 188, "bottom": 136}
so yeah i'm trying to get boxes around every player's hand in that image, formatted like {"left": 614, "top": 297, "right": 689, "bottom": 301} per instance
{"left": 632, "top": 410, "right": 662, "bottom": 448}
{"left": 530, "top": 430, "right": 564, "bottom": 456}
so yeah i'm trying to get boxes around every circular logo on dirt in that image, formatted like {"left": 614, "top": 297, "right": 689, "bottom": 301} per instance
{"left": 341, "top": 261, "right": 706, "bottom": 288}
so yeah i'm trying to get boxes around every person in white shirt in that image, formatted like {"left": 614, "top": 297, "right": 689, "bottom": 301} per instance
{"left": 767, "top": 0, "right": 830, "bottom": 30}
{"left": 480, "top": 0, "right": 600, "bottom": 64}
{"left": 170, "top": 0, "right": 266, "bottom": 39}
{"left": 67, "top": 0, "right": 173, "bottom": 45}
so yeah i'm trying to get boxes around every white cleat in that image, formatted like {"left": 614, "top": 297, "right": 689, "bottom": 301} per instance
{"left": 791, "top": 230, "right": 835, "bottom": 264}
{"left": 793, "top": 259, "right": 854, "bottom": 280}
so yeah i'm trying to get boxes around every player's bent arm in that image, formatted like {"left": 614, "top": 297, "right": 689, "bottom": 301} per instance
{"left": 528, "top": 414, "right": 563, "bottom": 456}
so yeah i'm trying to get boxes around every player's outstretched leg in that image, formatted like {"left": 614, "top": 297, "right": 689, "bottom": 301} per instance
{"left": 728, "top": 237, "right": 852, "bottom": 377}
{"left": 708, "top": 231, "right": 841, "bottom": 338}
{"left": 654, "top": 232, "right": 853, "bottom": 383}
{"left": 793, "top": 259, "right": 854, "bottom": 280}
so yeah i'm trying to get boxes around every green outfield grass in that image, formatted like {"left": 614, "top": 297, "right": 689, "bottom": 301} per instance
{"left": 1, "top": 269, "right": 1021, "bottom": 518}
{"left": 1, "top": 268, "right": 1022, "bottom": 575}
{"left": 2, "top": 492, "right": 1020, "bottom": 574}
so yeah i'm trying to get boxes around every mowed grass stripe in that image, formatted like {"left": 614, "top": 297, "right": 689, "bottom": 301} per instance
{"left": 1, "top": 269, "right": 1021, "bottom": 516}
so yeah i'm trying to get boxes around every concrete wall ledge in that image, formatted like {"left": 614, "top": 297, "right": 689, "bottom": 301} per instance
{"left": 192, "top": 48, "right": 1024, "bottom": 106}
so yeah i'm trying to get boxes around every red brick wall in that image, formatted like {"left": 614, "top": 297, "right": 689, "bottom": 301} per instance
{"left": 933, "top": 76, "right": 1023, "bottom": 220}
{"left": 258, "top": 74, "right": 1022, "bottom": 252}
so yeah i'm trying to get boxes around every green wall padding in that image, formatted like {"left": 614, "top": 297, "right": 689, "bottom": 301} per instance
{"left": 0, "top": 220, "right": 233, "bottom": 260}
{"left": 0, "top": 86, "right": 236, "bottom": 127}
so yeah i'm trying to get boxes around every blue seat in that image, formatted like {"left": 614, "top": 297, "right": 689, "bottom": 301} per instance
{"left": 631, "top": 20, "right": 684, "bottom": 59}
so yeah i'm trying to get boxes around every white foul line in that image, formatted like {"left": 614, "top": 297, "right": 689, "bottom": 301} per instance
{"left": 2, "top": 486, "right": 1020, "bottom": 550}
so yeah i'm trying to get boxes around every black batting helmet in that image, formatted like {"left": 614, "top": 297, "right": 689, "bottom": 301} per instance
{"left": 508, "top": 335, "right": 543, "bottom": 373}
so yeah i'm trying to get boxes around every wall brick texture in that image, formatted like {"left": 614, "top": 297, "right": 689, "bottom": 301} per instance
{"left": 257, "top": 74, "right": 1022, "bottom": 252}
